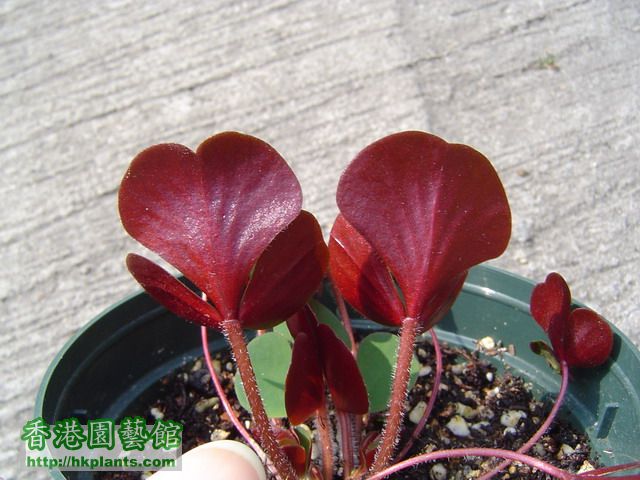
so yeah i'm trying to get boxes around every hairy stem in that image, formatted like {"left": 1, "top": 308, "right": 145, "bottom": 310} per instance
{"left": 369, "top": 316, "right": 419, "bottom": 474}
{"left": 366, "top": 447, "right": 603, "bottom": 480}
{"left": 222, "top": 318, "right": 298, "bottom": 480}
{"left": 478, "top": 359, "right": 570, "bottom": 480}
{"left": 395, "top": 328, "right": 443, "bottom": 460}
{"left": 337, "top": 411, "right": 354, "bottom": 478}
{"left": 316, "top": 403, "right": 334, "bottom": 480}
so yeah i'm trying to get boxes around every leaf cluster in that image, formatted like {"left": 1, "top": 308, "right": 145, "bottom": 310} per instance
{"left": 117, "top": 131, "right": 628, "bottom": 480}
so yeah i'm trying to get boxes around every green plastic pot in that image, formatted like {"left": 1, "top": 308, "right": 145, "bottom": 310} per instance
{"left": 36, "top": 265, "right": 640, "bottom": 479}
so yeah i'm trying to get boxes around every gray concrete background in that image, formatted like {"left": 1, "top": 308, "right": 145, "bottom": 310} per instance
{"left": 1, "top": 1, "right": 638, "bottom": 478}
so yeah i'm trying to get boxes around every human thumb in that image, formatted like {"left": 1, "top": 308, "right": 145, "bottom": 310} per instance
{"left": 149, "top": 440, "right": 266, "bottom": 480}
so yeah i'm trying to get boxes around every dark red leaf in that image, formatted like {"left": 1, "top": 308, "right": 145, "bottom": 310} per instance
{"left": 285, "top": 333, "right": 325, "bottom": 425}
{"left": 281, "top": 445, "right": 308, "bottom": 476}
{"left": 317, "top": 324, "right": 369, "bottom": 414}
{"left": 119, "top": 132, "right": 302, "bottom": 320}
{"left": 337, "top": 131, "right": 511, "bottom": 320}
{"left": 329, "top": 215, "right": 405, "bottom": 326}
{"left": 274, "top": 428, "right": 299, "bottom": 447}
{"left": 275, "top": 429, "right": 309, "bottom": 476}
{"left": 530, "top": 273, "right": 613, "bottom": 368}
{"left": 126, "top": 253, "right": 222, "bottom": 329}
{"left": 564, "top": 308, "right": 613, "bottom": 368}
{"left": 286, "top": 304, "right": 319, "bottom": 339}
{"left": 286, "top": 306, "right": 369, "bottom": 420}
{"left": 419, "top": 271, "right": 467, "bottom": 330}
{"left": 547, "top": 312, "right": 568, "bottom": 364}
{"left": 239, "top": 211, "right": 328, "bottom": 329}
{"left": 530, "top": 272, "right": 571, "bottom": 332}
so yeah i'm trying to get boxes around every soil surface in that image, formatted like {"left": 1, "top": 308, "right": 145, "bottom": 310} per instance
{"left": 98, "top": 336, "right": 597, "bottom": 480}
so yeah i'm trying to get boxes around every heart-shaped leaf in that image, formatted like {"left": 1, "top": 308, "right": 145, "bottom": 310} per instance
{"left": 125, "top": 253, "right": 222, "bottom": 329}
{"left": 530, "top": 272, "right": 613, "bottom": 368}
{"left": 119, "top": 132, "right": 302, "bottom": 320}
{"left": 337, "top": 131, "right": 511, "bottom": 322}
{"left": 329, "top": 214, "right": 404, "bottom": 326}
{"left": 239, "top": 211, "right": 328, "bottom": 329}
{"left": 530, "top": 272, "right": 571, "bottom": 332}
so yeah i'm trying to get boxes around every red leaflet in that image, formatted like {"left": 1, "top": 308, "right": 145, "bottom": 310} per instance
{"left": 530, "top": 272, "right": 571, "bottom": 331}
{"left": 281, "top": 444, "right": 307, "bottom": 477}
{"left": 285, "top": 306, "right": 369, "bottom": 424}
{"left": 329, "top": 215, "right": 467, "bottom": 329}
{"left": 285, "top": 333, "right": 325, "bottom": 426}
{"left": 530, "top": 272, "right": 613, "bottom": 368}
{"left": 418, "top": 271, "right": 467, "bottom": 331}
{"left": 564, "top": 308, "right": 613, "bottom": 367}
{"left": 274, "top": 427, "right": 312, "bottom": 476}
{"left": 119, "top": 132, "right": 326, "bottom": 329}
{"left": 286, "top": 304, "right": 318, "bottom": 339}
{"left": 317, "top": 323, "right": 369, "bottom": 414}
{"left": 239, "top": 211, "right": 329, "bottom": 329}
{"left": 546, "top": 312, "right": 568, "bottom": 366}
{"left": 334, "top": 131, "right": 511, "bottom": 327}
{"left": 126, "top": 253, "right": 222, "bottom": 329}
{"left": 329, "top": 215, "right": 404, "bottom": 326}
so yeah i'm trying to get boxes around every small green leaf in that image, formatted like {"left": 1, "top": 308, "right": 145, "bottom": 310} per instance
{"left": 294, "top": 424, "right": 313, "bottom": 458}
{"left": 273, "top": 322, "right": 293, "bottom": 343}
{"left": 530, "top": 340, "right": 561, "bottom": 373}
{"left": 235, "top": 332, "right": 292, "bottom": 418}
{"left": 357, "top": 332, "right": 420, "bottom": 412}
{"left": 309, "top": 298, "right": 351, "bottom": 348}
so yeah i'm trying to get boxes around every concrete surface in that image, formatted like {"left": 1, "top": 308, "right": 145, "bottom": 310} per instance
{"left": 1, "top": 0, "right": 638, "bottom": 478}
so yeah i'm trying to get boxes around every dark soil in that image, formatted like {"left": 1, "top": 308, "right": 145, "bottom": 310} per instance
{"left": 98, "top": 336, "right": 597, "bottom": 480}
{"left": 377, "top": 340, "right": 596, "bottom": 479}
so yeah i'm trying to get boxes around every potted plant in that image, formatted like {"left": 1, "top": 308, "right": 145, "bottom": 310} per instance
{"left": 36, "top": 131, "right": 640, "bottom": 479}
